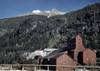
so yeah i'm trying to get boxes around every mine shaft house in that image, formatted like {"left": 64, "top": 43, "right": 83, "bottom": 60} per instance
{"left": 40, "top": 35, "right": 96, "bottom": 71}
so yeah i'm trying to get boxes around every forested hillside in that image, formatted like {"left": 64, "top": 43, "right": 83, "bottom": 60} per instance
{"left": 0, "top": 3, "right": 100, "bottom": 64}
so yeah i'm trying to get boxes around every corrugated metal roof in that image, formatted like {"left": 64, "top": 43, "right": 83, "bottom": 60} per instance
{"left": 44, "top": 53, "right": 64, "bottom": 59}
{"left": 43, "top": 48, "right": 57, "bottom": 52}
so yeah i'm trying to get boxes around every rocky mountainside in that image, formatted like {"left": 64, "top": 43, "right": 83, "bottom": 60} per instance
{"left": 0, "top": 3, "right": 100, "bottom": 64}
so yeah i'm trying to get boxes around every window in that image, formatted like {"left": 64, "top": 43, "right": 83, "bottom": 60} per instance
{"left": 78, "top": 43, "right": 80, "bottom": 45}
{"left": 78, "top": 38, "right": 80, "bottom": 40}
{"left": 74, "top": 61, "right": 76, "bottom": 64}
{"left": 92, "top": 58, "right": 94, "bottom": 61}
{"left": 76, "top": 54, "right": 78, "bottom": 56}
{"left": 61, "top": 57, "right": 63, "bottom": 59}
{"left": 77, "top": 48, "right": 80, "bottom": 50}
{"left": 64, "top": 62, "right": 67, "bottom": 64}
{"left": 86, "top": 58, "right": 88, "bottom": 60}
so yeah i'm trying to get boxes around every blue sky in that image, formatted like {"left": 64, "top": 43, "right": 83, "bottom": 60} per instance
{"left": 0, "top": 0, "right": 100, "bottom": 18}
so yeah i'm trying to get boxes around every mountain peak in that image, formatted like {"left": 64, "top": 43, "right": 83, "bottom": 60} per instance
{"left": 17, "top": 8, "right": 65, "bottom": 18}
{"left": 51, "top": 8, "right": 59, "bottom": 12}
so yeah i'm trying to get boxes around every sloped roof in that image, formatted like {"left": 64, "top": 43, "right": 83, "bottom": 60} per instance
{"left": 43, "top": 52, "right": 79, "bottom": 64}
{"left": 43, "top": 48, "right": 57, "bottom": 52}
{"left": 82, "top": 48, "right": 96, "bottom": 53}
{"left": 43, "top": 45, "right": 75, "bottom": 59}
{"left": 44, "top": 52, "right": 64, "bottom": 59}
{"left": 48, "top": 49, "right": 62, "bottom": 56}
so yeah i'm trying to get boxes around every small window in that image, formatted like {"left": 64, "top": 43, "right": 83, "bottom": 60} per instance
{"left": 92, "top": 58, "right": 94, "bottom": 61}
{"left": 86, "top": 58, "right": 88, "bottom": 60}
{"left": 78, "top": 43, "right": 80, "bottom": 45}
{"left": 74, "top": 61, "right": 76, "bottom": 64}
{"left": 76, "top": 54, "right": 78, "bottom": 56}
{"left": 77, "top": 48, "right": 80, "bottom": 50}
{"left": 61, "top": 57, "right": 63, "bottom": 59}
{"left": 78, "top": 38, "right": 80, "bottom": 40}
{"left": 64, "top": 62, "right": 67, "bottom": 64}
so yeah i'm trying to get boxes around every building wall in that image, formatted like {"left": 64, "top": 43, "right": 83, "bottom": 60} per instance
{"left": 76, "top": 35, "right": 85, "bottom": 51}
{"left": 56, "top": 54, "right": 77, "bottom": 71}
{"left": 74, "top": 35, "right": 85, "bottom": 61}
{"left": 83, "top": 49, "right": 96, "bottom": 65}
{"left": 43, "top": 48, "right": 57, "bottom": 56}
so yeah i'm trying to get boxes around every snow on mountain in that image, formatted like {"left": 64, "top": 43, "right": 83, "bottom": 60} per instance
{"left": 17, "top": 8, "right": 65, "bottom": 18}
{"left": 34, "top": 8, "right": 65, "bottom": 18}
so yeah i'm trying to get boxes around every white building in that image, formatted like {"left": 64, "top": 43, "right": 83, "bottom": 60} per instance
{"left": 43, "top": 48, "right": 57, "bottom": 56}
{"left": 26, "top": 48, "right": 57, "bottom": 59}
